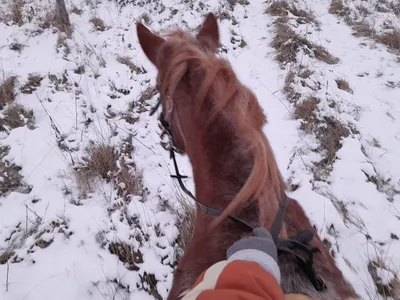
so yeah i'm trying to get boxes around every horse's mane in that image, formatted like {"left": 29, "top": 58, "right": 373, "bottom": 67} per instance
{"left": 157, "top": 28, "right": 286, "bottom": 228}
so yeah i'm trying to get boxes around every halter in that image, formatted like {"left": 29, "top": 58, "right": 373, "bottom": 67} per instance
{"left": 150, "top": 90, "right": 326, "bottom": 293}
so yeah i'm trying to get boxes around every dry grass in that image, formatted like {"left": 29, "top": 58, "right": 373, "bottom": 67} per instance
{"left": 265, "top": 1, "right": 290, "bottom": 16}
{"left": 294, "top": 97, "right": 319, "bottom": 125}
{"left": 368, "top": 259, "right": 400, "bottom": 298}
{"left": 90, "top": 17, "right": 106, "bottom": 31}
{"left": 175, "top": 195, "right": 196, "bottom": 253}
{"left": 0, "top": 146, "right": 25, "bottom": 196}
{"left": 0, "top": 76, "right": 17, "bottom": 108}
{"left": 10, "top": 0, "right": 24, "bottom": 26}
{"left": 315, "top": 116, "right": 350, "bottom": 173}
{"left": 329, "top": 0, "right": 349, "bottom": 17}
{"left": 0, "top": 104, "right": 35, "bottom": 132}
{"left": 375, "top": 29, "right": 400, "bottom": 52}
{"left": 20, "top": 74, "right": 44, "bottom": 94}
{"left": 56, "top": 34, "right": 71, "bottom": 56}
{"left": 271, "top": 23, "right": 339, "bottom": 65}
{"left": 335, "top": 78, "right": 353, "bottom": 94}
{"left": 116, "top": 55, "right": 146, "bottom": 74}
{"left": 9, "top": 41, "right": 25, "bottom": 52}
{"left": 265, "top": 0, "right": 318, "bottom": 25}
{"left": 352, "top": 21, "right": 376, "bottom": 38}
{"left": 283, "top": 69, "right": 295, "bottom": 95}
{"left": 75, "top": 138, "right": 143, "bottom": 199}
{"left": 108, "top": 242, "right": 143, "bottom": 271}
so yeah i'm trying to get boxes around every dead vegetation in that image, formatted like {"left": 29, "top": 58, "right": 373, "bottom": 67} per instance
{"left": 329, "top": 0, "right": 350, "bottom": 19}
{"left": 20, "top": 74, "right": 44, "bottom": 94}
{"left": 116, "top": 55, "right": 146, "bottom": 74}
{"left": 368, "top": 259, "right": 400, "bottom": 298}
{"left": 0, "top": 104, "right": 35, "bottom": 132}
{"left": 108, "top": 242, "right": 143, "bottom": 271}
{"left": 329, "top": 0, "right": 400, "bottom": 53}
{"left": 0, "top": 146, "right": 30, "bottom": 196}
{"left": 335, "top": 78, "right": 353, "bottom": 94}
{"left": 375, "top": 29, "right": 400, "bottom": 52}
{"left": 74, "top": 137, "right": 142, "bottom": 199}
{"left": 10, "top": 0, "right": 24, "bottom": 26}
{"left": 271, "top": 22, "right": 339, "bottom": 65}
{"left": 175, "top": 195, "right": 195, "bottom": 254}
{"left": 0, "top": 76, "right": 17, "bottom": 108}
{"left": 90, "top": 17, "right": 106, "bottom": 31}
{"left": 265, "top": 0, "right": 318, "bottom": 25}
{"left": 9, "top": 41, "right": 25, "bottom": 52}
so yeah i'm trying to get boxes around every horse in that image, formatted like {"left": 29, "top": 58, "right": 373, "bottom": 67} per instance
{"left": 136, "top": 13, "right": 359, "bottom": 300}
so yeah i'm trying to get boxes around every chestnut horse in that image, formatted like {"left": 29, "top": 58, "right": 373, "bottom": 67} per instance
{"left": 136, "top": 13, "right": 359, "bottom": 300}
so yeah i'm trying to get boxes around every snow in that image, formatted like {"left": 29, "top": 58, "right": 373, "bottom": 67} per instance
{"left": 0, "top": 0, "right": 400, "bottom": 299}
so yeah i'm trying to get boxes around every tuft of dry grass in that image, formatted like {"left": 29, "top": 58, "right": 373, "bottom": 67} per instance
{"left": 20, "top": 74, "right": 44, "bottom": 94}
{"left": 368, "top": 260, "right": 400, "bottom": 298}
{"left": 0, "top": 76, "right": 17, "bottom": 108}
{"left": 90, "top": 17, "right": 106, "bottom": 31}
{"left": 265, "top": 1, "right": 290, "bottom": 16}
{"left": 329, "top": 0, "right": 350, "bottom": 17}
{"left": 9, "top": 41, "right": 25, "bottom": 52}
{"left": 352, "top": 22, "right": 376, "bottom": 38}
{"left": 56, "top": 34, "right": 71, "bottom": 56}
{"left": 117, "top": 55, "right": 146, "bottom": 74}
{"left": 265, "top": 0, "right": 318, "bottom": 25}
{"left": 0, "top": 104, "right": 35, "bottom": 132}
{"left": 316, "top": 116, "right": 350, "bottom": 169}
{"left": 0, "top": 146, "right": 27, "bottom": 196}
{"left": 271, "top": 23, "right": 339, "bottom": 65}
{"left": 108, "top": 242, "right": 143, "bottom": 271}
{"left": 294, "top": 97, "right": 319, "bottom": 125}
{"left": 175, "top": 195, "right": 195, "bottom": 254}
{"left": 11, "top": 0, "right": 24, "bottom": 26}
{"left": 375, "top": 29, "right": 400, "bottom": 52}
{"left": 335, "top": 78, "right": 353, "bottom": 94}
{"left": 313, "top": 45, "right": 340, "bottom": 65}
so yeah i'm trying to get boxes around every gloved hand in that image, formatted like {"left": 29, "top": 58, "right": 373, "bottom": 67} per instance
{"left": 227, "top": 227, "right": 280, "bottom": 283}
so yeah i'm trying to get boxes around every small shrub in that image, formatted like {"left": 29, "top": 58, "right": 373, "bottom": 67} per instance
{"left": 0, "top": 76, "right": 17, "bottom": 108}
{"left": 335, "top": 78, "right": 353, "bottom": 94}
{"left": 90, "top": 17, "right": 106, "bottom": 31}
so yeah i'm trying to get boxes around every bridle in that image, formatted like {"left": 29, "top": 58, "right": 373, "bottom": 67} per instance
{"left": 149, "top": 87, "right": 327, "bottom": 293}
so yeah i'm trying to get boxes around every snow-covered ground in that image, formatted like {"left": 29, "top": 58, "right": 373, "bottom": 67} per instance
{"left": 0, "top": 0, "right": 399, "bottom": 299}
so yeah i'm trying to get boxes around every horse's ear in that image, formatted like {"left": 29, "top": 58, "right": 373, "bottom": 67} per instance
{"left": 136, "top": 22, "right": 165, "bottom": 67}
{"left": 196, "top": 13, "right": 220, "bottom": 53}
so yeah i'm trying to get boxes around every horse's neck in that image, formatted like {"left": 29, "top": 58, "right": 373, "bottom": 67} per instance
{"left": 186, "top": 112, "right": 257, "bottom": 217}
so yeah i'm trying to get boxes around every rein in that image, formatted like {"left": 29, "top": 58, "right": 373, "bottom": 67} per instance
{"left": 150, "top": 94, "right": 326, "bottom": 293}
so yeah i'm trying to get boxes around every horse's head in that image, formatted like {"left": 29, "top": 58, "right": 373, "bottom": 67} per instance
{"left": 136, "top": 13, "right": 221, "bottom": 155}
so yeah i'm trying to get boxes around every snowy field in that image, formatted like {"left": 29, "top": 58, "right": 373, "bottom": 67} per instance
{"left": 0, "top": 0, "right": 399, "bottom": 299}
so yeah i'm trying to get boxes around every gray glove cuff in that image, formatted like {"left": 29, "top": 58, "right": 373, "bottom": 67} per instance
{"left": 227, "top": 227, "right": 278, "bottom": 262}
{"left": 226, "top": 227, "right": 281, "bottom": 284}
